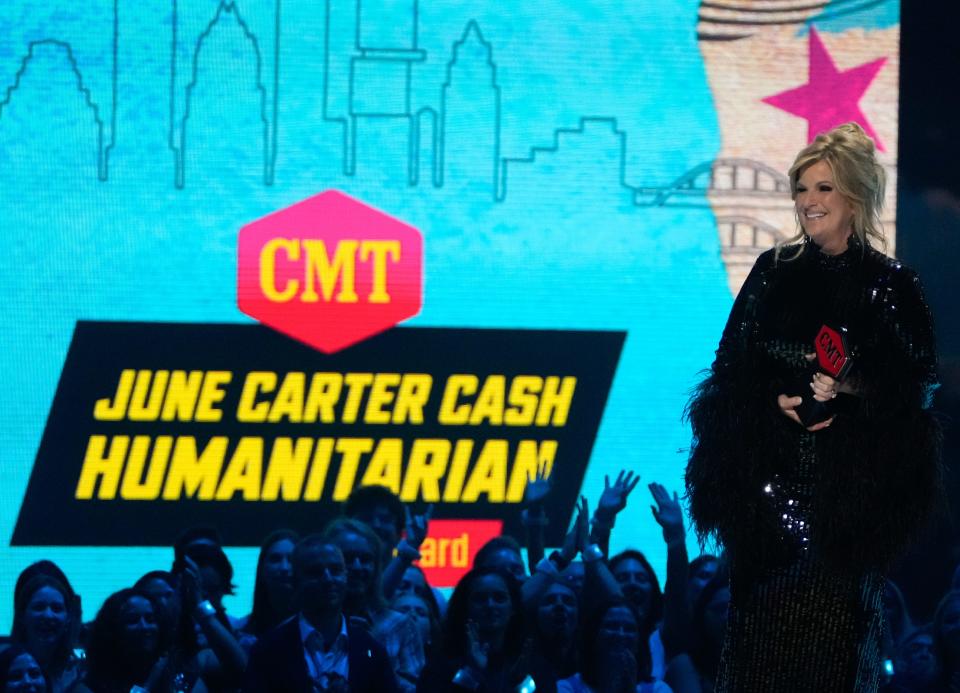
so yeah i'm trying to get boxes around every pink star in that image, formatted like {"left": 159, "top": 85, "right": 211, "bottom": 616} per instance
{"left": 762, "top": 27, "right": 887, "bottom": 151}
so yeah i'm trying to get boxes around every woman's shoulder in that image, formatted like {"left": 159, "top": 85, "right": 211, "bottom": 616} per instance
{"left": 753, "top": 247, "right": 780, "bottom": 271}
{"left": 859, "top": 245, "right": 922, "bottom": 283}
{"left": 731, "top": 247, "right": 781, "bottom": 297}
{"left": 859, "top": 247, "right": 931, "bottom": 313}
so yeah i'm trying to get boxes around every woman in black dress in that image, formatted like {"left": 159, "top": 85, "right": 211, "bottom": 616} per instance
{"left": 685, "top": 122, "right": 942, "bottom": 692}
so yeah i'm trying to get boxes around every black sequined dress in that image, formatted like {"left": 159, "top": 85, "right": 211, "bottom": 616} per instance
{"left": 685, "top": 237, "right": 941, "bottom": 692}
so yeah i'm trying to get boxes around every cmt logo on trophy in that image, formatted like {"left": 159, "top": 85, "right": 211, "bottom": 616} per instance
{"left": 238, "top": 190, "right": 423, "bottom": 353}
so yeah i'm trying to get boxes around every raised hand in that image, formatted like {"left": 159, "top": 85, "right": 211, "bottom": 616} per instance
{"left": 649, "top": 482, "right": 685, "bottom": 544}
{"left": 404, "top": 504, "right": 433, "bottom": 550}
{"left": 465, "top": 620, "right": 490, "bottom": 671}
{"left": 524, "top": 464, "right": 552, "bottom": 507}
{"left": 574, "top": 495, "right": 590, "bottom": 553}
{"left": 596, "top": 470, "right": 641, "bottom": 522}
{"left": 179, "top": 554, "right": 204, "bottom": 608}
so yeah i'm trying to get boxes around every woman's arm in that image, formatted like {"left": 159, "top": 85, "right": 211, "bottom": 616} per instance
{"left": 179, "top": 558, "right": 248, "bottom": 681}
{"left": 650, "top": 483, "right": 691, "bottom": 659}
{"left": 578, "top": 497, "right": 623, "bottom": 605}
{"left": 383, "top": 506, "right": 432, "bottom": 600}
{"left": 193, "top": 608, "right": 248, "bottom": 679}
{"left": 521, "top": 467, "right": 551, "bottom": 572}
{"left": 684, "top": 250, "right": 791, "bottom": 565}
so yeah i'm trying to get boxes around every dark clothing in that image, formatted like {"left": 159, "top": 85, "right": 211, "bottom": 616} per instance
{"left": 685, "top": 238, "right": 942, "bottom": 692}
{"left": 241, "top": 616, "right": 398, "bottom": 693}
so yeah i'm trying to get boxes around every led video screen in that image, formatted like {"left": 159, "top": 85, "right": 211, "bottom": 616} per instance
{"left": 0, "top": 0, "right": 900, "bottom": 626}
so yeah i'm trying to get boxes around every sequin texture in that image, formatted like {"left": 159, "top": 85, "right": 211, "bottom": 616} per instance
{"left": 685, "top": 235, "right": 942, "bottom": 693}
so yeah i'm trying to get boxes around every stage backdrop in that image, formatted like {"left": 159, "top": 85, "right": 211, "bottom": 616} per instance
{"left": 0, "top": 0, "right": 900, "bottom": 628}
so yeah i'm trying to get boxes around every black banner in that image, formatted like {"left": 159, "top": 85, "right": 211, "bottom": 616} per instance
{"left": 12, "top": 321, "right": 623, "bottom": 546}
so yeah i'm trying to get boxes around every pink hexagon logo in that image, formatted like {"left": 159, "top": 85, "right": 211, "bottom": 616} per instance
{"left": 238, "top": 190, "right": 423, "bottom": 353}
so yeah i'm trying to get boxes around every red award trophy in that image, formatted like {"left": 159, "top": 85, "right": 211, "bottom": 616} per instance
{"left": 794, "top": 324, "right": 854, "bottom": 427}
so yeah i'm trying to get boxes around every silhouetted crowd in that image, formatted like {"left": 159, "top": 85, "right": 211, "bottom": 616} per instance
{"left": 0, "top": 472, "right": 954, "bottom": 692}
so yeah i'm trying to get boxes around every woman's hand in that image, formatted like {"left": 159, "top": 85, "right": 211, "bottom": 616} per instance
{"left": 776, "top": 394, "right": 834, "bottom": 432}
{"left": 649, "top": 483, "right": 684, "bottom": 546}
{"left": 809, "top": 371, "right": 838, "bottom": 402}
{"left": 179, "top": 555, "right": 204, "bottom": 609}
{"left": 404, "top": 504, "right": 433, "bottom": 551}
{"left": 465, "top": 620, "right": 489, "bottom": 671}
{"left": 523, "top": 465, "right": 552, "bottom": 507}
{"left": 804, "top": 352, "right": 858, "bottom": 397}
{"left": 803, "top": 353, "right": 840, "bottom": 403}
{"left": 596, "top": 470, "right": 641, "bottom": 524}
{"left": 574, "top": 496, "right": 590, "bottom": 553}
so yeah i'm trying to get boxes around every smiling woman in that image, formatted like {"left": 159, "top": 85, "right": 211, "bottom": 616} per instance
{"left": 417, "top": 567, "right": 553, "bottom": 693}
{"left": 75, "top": 587, "right": 204, "bottom": 693}
{"left": 11, "top": 575, "right": 80, "bottom": 693}
{"left": 779, "top": 122, "right": 888, "bottom": 261}
{"left": 794, "top": 160, "right": 857, "bottom": 255}
{"left": 685, "top": 122, "right": 942, "bottom": 692}
{"left": 0, "top": 646, "right": 48, "bottom": 693}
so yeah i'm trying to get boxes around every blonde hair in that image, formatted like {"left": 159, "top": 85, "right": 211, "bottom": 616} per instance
{"left": 777, "top": 122, "right": 887, "bottom": 260}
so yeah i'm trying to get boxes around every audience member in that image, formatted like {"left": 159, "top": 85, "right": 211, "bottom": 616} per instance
{"left": 12, "top": 563, "right": 80, "bottom": 632}
{"left": 391, "top": 591, "right": 442, "bottom": 661}
{"left": 11, "top": 575, "right": 82, "bottom": 693}
{"left": 74, "top": 587, "right": 205, "bottom": 693}
{"left": 531, "top": 578, "right": 579, "bottom": 681}
{"left": 609, "top": 552, "right": 662, "bottom": 643}
{"left": 473, "top": 537, "right": 527, "bottom": 584}
{"left": 609, "top": 548, "right": 663, "bottom": 679}
{"left": 5, "top": 476, "right": 951, "bottom": 693}
{"left": 0, "top": 645, "right": 48, "bottom": 693}
{"left": 322, "top": 518, "right": 424, "bottom": 690}
{"left": 134, "top": 570, "right": 204, "bottom": 684}
{"left": 242, "top": 536, "right": 397, "bottom": 693}
{"left": 344, "top": 486, "right": 405, "bottom": 563}
{"left": 135, "top": 572, "right": 180, "bottom": 630}
{"left": 559, "top": 598, "right": 670, "bottom": 693}
{"left": 239, "top": 530, "right": 298, "bottom": 639}
{"left": 344, "top": 486, "right": 433, "bottom": 603}
{"left": 685, "top": 556, "right": 718, "bottom": 609}
{"left": 417, "top": 566, "right": 554, "bottom": 692}
{"left": 888, "top": 624, "right": 939, "bottom": 692}
{"left": 395, "top": 565, "right": 430, "bottom": 600}
{"left": 174, "top": 532, "right": 248, "bottom": 690}
{"left": 664, "top": 565, "right": 730, "bottom": 693}
{"left": 395, "top": 564, "right": 448, "bottom": 617}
